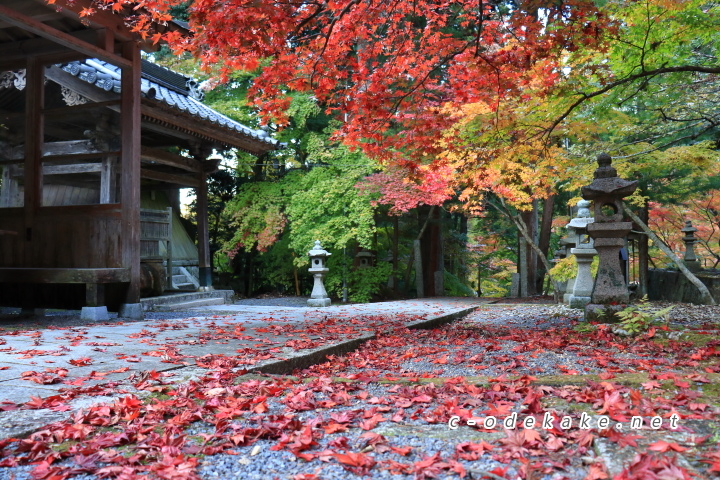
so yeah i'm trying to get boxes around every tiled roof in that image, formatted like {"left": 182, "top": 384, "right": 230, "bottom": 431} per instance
{"left": 59, "top": 59, "right": 279, "bottom": 150}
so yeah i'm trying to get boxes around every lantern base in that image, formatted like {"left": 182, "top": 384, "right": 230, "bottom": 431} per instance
{"left": 307, "top": 298, "right": 332, "bottom": 307}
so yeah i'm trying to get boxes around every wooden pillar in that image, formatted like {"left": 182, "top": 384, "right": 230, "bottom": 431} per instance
{"left": 196, "top": 169, "right": 212, "bottom": 288}
{"left": 120, "top": 43, "right": 141, "bottom": 304}
{"left": 23, "top": 58, "right": 44, "bottom": 265}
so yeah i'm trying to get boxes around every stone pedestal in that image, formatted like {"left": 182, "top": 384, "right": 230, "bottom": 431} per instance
{"left": 563, "top": 278, "right": 575, "bottom": 304}
{"left": 81, "top": 306, "right": 109, "bottom": 322}
{"left": 308, "top": 274, "right": 332, "bottom": 307}
{"left": 119, "top": 303, "right": 144, "bottom": 320}
{"left": 568, "top": 247, "right": 597, "bottom": 308}
{"left": 565, "top": 199, "right": 594, "bottom": 308}
{"left": 588, "top": 223, "right": 632, "bottom": 304}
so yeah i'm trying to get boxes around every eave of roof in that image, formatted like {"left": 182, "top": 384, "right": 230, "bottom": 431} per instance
{"left": 58, "top": 58, "right": 280, "bottom": 154}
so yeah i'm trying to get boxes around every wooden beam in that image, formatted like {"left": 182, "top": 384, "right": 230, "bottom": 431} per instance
{"left": 0, "top": 4, "right": 133, "bottom": 69}
{"left": 0, "top": 30, "right": 99, "bottom": 63}
{"left": 2, "top": 140, "right": 115, "bottom": 162}
{"left": 44, "top": 163, "right": 102, "bottom": 175}
{"left": 140, "top": 168, "right": 200, "bottom": 188}
{"left": 141, "top": 146, "right": 201, "bottom": 173}
{"left": 0, "top": 267, "right": 130, "bottom": 283}
{"left": 27, "top": 0, "right": 147, "bottom": 46}
{"left": 43, "top": 101, "right": 122, "bottom": 117}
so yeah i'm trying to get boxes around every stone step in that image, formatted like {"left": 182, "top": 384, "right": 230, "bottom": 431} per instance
{"left": 153, "top": 297, "right": 226, "bottom": 311}
{"left": 139, "top": 290, "right": 234, "bottom": 311}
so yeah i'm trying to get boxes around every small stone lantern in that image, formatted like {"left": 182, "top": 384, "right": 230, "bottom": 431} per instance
{"left": 355, "top": 249, "right": 374, "bottom": 269}
{"left": 307, "top": 240, "right": 332, "bottom": 307}
{"left": 567, "top": 200, "right": 596, "bottom": 308}
{"left": 581, "top": 153, "right": 638, "bottom": 320}
{"left": 681, "top": 220, "right": 701, "bottom": 272}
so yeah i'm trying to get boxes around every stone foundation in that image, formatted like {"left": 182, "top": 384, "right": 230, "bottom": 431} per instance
{"left": 647, "top": 269, "right": 720, "bottom": 305}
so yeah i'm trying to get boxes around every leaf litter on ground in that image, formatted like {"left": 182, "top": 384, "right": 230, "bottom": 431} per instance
{"left": 0, "top": 302, "right": 718, "bottom": 479}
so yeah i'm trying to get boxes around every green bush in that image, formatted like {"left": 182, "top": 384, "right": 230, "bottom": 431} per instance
{"left": 444, "top": 271, "right": 476, "bottom": 297}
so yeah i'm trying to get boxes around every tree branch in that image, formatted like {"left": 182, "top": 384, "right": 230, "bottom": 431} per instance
{"left": 545, "top": 65, "right": 720, "bottom": 140}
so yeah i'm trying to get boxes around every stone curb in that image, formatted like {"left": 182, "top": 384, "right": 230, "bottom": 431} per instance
{"left": 405, "top": 306, "right": 479, "bottom": 330}
{"left": 249, "top": 334, "right": 376, "bottom": 375}
{"left": 247, "top": 305, "right": 480, "bottom": 376}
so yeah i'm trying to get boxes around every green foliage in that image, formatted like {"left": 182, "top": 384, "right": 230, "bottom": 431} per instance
{"left": 548, "top": 255, "right": 577, "bottom": 283}
{"left": 323, "top": 255, "right": 393, "bottom": 303}
{"left": 225, "top": 181, "right": 288, "bottom": 254}
{"left": 548, "top": 254, "right": 599, "bottom": 283}
{"left": 346, "top": 263, "right": 393, "bottom": 303}
{"left": 573, "top": 322, "right": 597, "bottom": 334}
{"left": 254, "top": 235, "right": 297, "bottom": 294}
{"left": 443, "top": 271, "right": 476, "bottom": 297}
{"left": 615, "top": 296, "right": 673, "bottom": 336}
{"left": 213, "top": 251, "right": 233, "bottom": 274}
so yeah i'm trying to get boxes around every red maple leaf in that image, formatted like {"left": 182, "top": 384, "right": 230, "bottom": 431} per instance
{"left": 333, "top": 452, "right": 376, "bottom": 475}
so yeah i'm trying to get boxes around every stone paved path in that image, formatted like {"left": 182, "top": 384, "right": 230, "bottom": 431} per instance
{"left": 0, "top": 297, "right": 486, "bottom": 437}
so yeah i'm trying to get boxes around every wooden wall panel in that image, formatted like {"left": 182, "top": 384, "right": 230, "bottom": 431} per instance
{"left": 32, "top": 206, "right": 123, "bottom": 268}
{"left": 0, "top": 206, "right": 123, "bottom": 269}
{"left": 0, "top": 209, "right": 24, "bottom": 267}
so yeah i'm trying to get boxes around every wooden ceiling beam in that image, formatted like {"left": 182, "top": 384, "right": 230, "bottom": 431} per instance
{"left": 0, "top": 30, "right": 99, "bottom": 63}
{"left": 0, "top": 4, "right": 133, "bottom": 69}
{"left": 140, "top": 168, "right": 200, "bottom": 188}
{"left": 141, "top": 146, "right": 201, "bottom": 173}
{"left": 26, "top": 0, "right": 138, "bottom": 44}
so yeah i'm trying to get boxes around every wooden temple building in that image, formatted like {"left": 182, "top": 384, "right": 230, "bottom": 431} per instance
{"left": 0, "top": 0, "right": 279, "bottom": 317}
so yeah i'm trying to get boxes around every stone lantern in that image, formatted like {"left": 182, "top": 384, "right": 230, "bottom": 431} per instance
{"left": 581, "top": 153, "right": 638, "bottom": 320}
{"left": 355, "top": 249, "right": 374, "bottom": 269}
{"left": 307, "top": 240, "right": 332, "bottom": 307}
{"left": 567, "top": 200, "right": 596, "bottom": 308}
{"left": 681, "top": 220, "right": 702, "bottom": 272}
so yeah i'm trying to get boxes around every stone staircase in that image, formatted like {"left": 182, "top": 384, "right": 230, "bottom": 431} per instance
{"left": 140, "top": 290, "right": 234, "bottom": 312}
{"left": 171, "top": 265, "right": 200, "bottom": 291}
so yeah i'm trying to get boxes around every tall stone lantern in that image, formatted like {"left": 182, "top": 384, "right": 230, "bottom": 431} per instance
{"left": 307, "top": 240, "right": 332, "bottom": 307}
{"left": 567, "top": 200, "right": 596, "bottom": 308}
{"left": 581, "top": 153, "right": 638, "bottom": 320}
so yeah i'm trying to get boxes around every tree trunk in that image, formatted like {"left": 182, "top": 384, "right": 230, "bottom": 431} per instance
{"left": 519, "top": 202, "right": 538, "bottom": 296}
{"left": 536, "top": 195, "right": 555, "bottom": 293}
{"left": 623, "top": 202, "right": 715, "bottom": 305}
{"left": 518, "top": 232, "right": 528, "bottom": 297}
{"left": 637, "top": 200, "right": 649, "bottom": 297}
{"left": 392, "top": 215, "right": 399, "bottom": 295}
{"left": 490, "top": 199, "right": 563, "bottom": 302}
{"left": 408, "top": 206, "right": 435, "bottom": 298}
